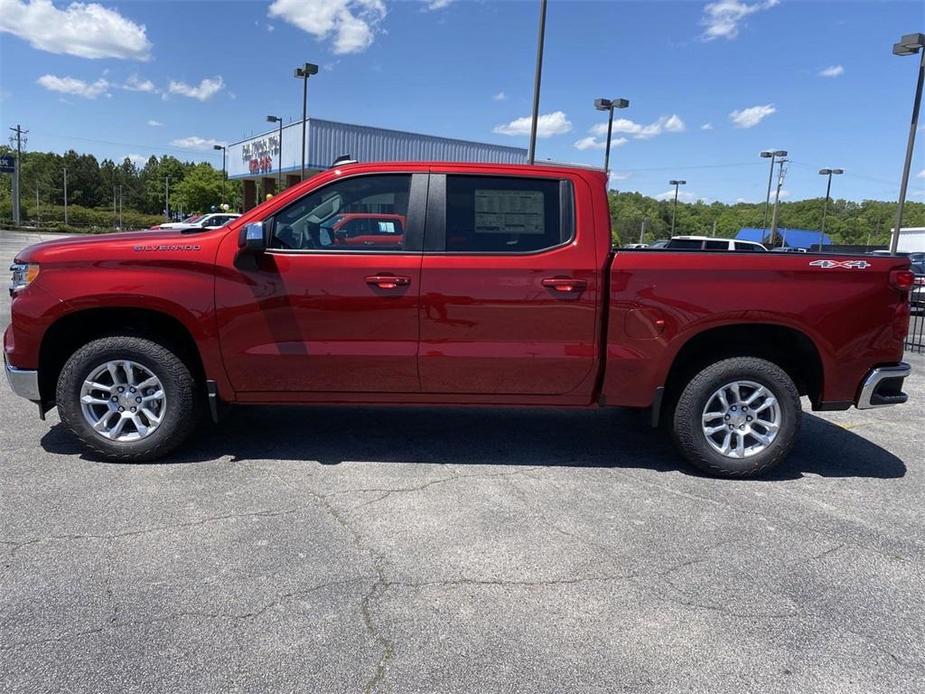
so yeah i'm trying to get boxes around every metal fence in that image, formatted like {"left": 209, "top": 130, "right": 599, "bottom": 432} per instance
{"left": 908, "top": 299, "right": 925, "bottom": 354}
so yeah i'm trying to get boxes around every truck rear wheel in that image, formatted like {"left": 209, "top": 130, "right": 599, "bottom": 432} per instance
{"left": 55, "top": 336, "right": 199, "bottom": 462}
{"left": 671, "top": 357, "right": 801, "bottom": 478}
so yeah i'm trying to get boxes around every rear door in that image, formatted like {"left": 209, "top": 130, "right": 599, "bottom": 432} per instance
{"left": 417, "top": 171, "right": 600, "bottom": 396}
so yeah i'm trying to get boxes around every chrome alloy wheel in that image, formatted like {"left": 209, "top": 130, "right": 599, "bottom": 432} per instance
{"left": 701, "top": 380, "right": 780, "bottom": 459}
{"left": 79, "top": 360, "right": 166, "bottom": 441}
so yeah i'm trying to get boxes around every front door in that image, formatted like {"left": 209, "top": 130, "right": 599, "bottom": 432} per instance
{"left": 215, "top": 172, "right": 426, "bottom": 394}
{"left": 418, "top": 172, "right": 600, "bottom": 396}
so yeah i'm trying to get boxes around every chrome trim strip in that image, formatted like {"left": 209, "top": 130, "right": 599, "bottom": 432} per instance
{"left": 856, "top": 362, "right": 911, "bottom": 409}
{"left": 4, "top": 357, "right": 40, "bottom": 402}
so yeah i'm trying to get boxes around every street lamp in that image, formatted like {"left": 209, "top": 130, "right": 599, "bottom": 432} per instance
{"left": 527, "top": 0, "right": 548, "bottom": 165}
{"left": 890, "top": 32, "right": 925, "bottom": 253}
{"left": 594, "top": 97, "right": 630, "bottom": 175}
{"left": 817, "top": 168, "right": 844, "bottom": 248}
{"left": 669, "top": 179, "right": 686, "bottom": 235}
{"left": 213, "top": 144, "right": 226, "bottom": 205}
{"left": 294, "top": 62, "right": 319, "bottom": 181}
{"left": 266, "top": 115, "right": 283, "bottom": 190}
{"left": 760, "top": 150, "right": 787, "bottom": 230}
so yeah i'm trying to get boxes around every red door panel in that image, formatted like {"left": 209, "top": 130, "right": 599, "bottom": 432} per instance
{"left": 418, "top": 173, "right": 601, "bottom": 396}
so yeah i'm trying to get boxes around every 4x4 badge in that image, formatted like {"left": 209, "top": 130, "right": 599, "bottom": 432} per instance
{"left": 809, "top": 259, "right": 871, "bottom": 269}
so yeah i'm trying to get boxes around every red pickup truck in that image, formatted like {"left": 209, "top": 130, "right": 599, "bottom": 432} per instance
{"left": 4, "top": 162, "right": 914, "bottom": 477}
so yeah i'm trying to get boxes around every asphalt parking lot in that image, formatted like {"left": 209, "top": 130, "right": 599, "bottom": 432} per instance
{"left": 1, "top": 228, "right": 923, "bottom": 693}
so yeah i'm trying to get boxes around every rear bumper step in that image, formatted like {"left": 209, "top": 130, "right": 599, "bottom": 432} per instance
{"left": 856, "top": 362, "right": 911, "bottom": 409}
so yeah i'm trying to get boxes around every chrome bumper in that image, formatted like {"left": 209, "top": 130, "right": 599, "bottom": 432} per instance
{"left": 4, "top": 356, "right": 40, "bottom": 402}
{"left": 856, "top": 362, "right": 911, "bottom": 409}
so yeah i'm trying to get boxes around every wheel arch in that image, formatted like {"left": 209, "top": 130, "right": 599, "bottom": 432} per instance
{"left": 38, "top": 306, "right": 207, "bottom": 405}
{"left": 658, "top": 322, "right": 824, "bottom": 423}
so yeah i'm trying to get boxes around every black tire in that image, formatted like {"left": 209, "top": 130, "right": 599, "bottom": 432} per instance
{"left": 56, "top": 336, "right": 200, "bottom": 462}
{"left": 671, "top": 357, "right": 801, "bottom": 478}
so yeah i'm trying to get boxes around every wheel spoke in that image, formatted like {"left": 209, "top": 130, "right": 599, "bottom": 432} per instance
{"left": 705, "top": 424, "right": 727, "bottom": 435}
{"left": 734, "top": 432, "right": 745, "bottom": 458}
{"left": 85, "top": 381, "right": 114, "bottom": 394}
{"left": 141, "top": 390, "right": 164, "bottom": 403}
{"left": 123, "top": 361, "right": 135, "bottom": 387}
{"left": 81, "top": 395, "right": 111, "bottom": 406}
{"left": 131, "top": 414, "right": 148, "bottom": 437}
{"left": 750, "top": 429, "right": 771, "bottom": 446}
{"left": 719, "top": 431, "right": 732, "bottom": 454}
{"left": 745, "top": 386, "right": 767, "bottom": 405}
{"left": 106, "top": 363, "right": 122, "bottom": 386}
{"left": 754, "top": 397, "right": 777, "bottom": 413}
{"left": 141, "top": 407, "right": 162, "bottom": 425}
{"left": 137, "top": 376, "right": 159, "bottom": 390}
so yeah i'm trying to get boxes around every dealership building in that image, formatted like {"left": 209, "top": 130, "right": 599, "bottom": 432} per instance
{"left": 227, "top": 118, "right": 527, "bottom": 210}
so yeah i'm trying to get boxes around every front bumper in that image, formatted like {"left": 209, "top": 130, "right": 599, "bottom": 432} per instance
{"left": 4, "top": 356, "right": 40, "bottom": 402}
{"left": 856, "top": 362, "right": 911, "bottom": 409}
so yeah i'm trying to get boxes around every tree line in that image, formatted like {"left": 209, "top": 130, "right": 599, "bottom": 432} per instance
{"left": 1, "top": 146, "right": 923, "bottom": 243}
{"left": 0, "top": 147, "right": 242, "bottom": 224}
{"left": 609, "top": 190, "right": 925, "bottom": 247}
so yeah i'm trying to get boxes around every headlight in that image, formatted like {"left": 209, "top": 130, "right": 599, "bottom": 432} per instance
{"left": 9, "top": 262, "right": 40, "bottom": 295}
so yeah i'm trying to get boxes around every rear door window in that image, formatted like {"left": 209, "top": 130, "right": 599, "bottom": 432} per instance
{"left": 443, "top": 175, "right": 569, "bottom": 253}
{"left": 666, "top": 239, "right": 703, "bottom": 250}
{"left": 704, "top": 240, "right": 728, "bottom": 250}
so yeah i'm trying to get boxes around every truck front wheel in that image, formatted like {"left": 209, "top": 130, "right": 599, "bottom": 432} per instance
{"left": 671, "top": 357, "right": 801, "bottom": 478}
{"left": 55, "top": 336, "right": 199, "bottom": 462}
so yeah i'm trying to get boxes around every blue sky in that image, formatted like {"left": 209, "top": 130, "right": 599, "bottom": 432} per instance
{"left": 1, "top": 0, "right": 923, "bottom": 203}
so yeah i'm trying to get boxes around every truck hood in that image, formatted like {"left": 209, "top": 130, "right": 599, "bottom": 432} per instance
{"left": 15, "top": 229, "right": 221, "bottom": 263}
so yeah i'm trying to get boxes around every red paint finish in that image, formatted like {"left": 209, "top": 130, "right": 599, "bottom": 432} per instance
{"left": 4, "top": 161, "right": 911, "bottom": 417}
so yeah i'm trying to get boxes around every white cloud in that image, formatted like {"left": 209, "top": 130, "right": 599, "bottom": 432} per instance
{"left": 268, "top": 0, "right": 386, "bottom": 54}
{"left": 0, "top": 0, "right": 151, "bottom": 60}
{"left": 123, "top": 75, "right": 156, "bottom": 93}
{"left": 168, "top": 76, "right": 224, "bottom": 101}
{"left": 493, "top": 111, "right": 573, "bottom": 138}
{"left": 701, "top": 122, "right": 714, "bottom": 130}
{"left": 771, "top": 189, "right": 790, "bottom": 201}
{"left": 917, "top": 169, "right": 925, "bottom": 178}
{"left": 591, "top": 114, "right": 686, "bottom": 140}
{"left": 424, "top": 0, "right": 453, "bottom": 9}
{"left": 36, "top": 74, "right": 109, "bottom": 99}
{"left": 170, "top": 136, "right": 225, "bottom": 151}
{"left": 609, "top": 171, "right": 631, "bottom": 182}
{"left": 493, "top": 91, "right": 506, "bottom": 101}
{"left": 701, "top": 0, "right": 779, "bottom": 41}
{"left": 574, "top": 135, "right": 628, "bottom": 151}
{"left": 729, "top": 103, "right": 776, "bottom": 128}
{"left": 655, "top": 189, "right": 698, "bottom": 203}
{"left": 123, "top": 153, "right": 148, "bottom": 168}
{"left": 818, "top": 64, "right": 844, "bottom": 78}
{"left": 147, "top": 119, "right": 163, "bottom": 127}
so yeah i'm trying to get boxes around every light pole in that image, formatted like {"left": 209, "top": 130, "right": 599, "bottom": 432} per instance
{"left": 769, "top": 158, "right": 788, "bottom": 247}
{"left": 760, "top": 150, "right": 787, "bottom": 230}
{"left": 817, "top": 168, "right": 844, "bottom": 248}
{"left": 594, "top": 97, "right": 630, "bottom": 175}
{"left": 63, "top": 166, "right": 68, "bottom": 226}
{"left": 527, "top": 0, "right": 548, "bottom": 165}
{"left": 294, "top": 62, "right": 319, "bottom": 181}
{"left": 266, "top": 115, "right": 283, "bottom": 191}
{"left": 669, "top": 179, "right": 686, "bottom": 235}
{"left": 213, "top": 144, "right": 226, "bottom": 205}
{"left": 890, "top": 32, "right": 925, "bottom": 254}
{"left": 165, "top": 175, "right": 170, "bottom": 221}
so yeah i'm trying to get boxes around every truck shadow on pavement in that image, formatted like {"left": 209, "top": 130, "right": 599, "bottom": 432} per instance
{"left": 40, "top": 406, "right": 906, "bottom": 481}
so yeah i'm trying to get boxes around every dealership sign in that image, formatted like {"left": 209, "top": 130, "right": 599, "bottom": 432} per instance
{"left": 241, "top": 135, "right": 279, "bottom": 175}
{"left": 0, "top": 155, "right": 14, "bottom": 173}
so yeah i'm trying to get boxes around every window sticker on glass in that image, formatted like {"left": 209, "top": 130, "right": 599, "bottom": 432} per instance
{"left": 474, "top": 189, "right": 545, "bottom": 235}
{"left": 378, "top": 221, "right": 396, "bottom": 234}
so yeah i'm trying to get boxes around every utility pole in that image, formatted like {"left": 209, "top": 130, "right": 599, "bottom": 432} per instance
{"left": 769, "top": 159, "right": 788, "bottom": 247}
{"left": 35, "top": 183, "right": 40, "bottom": 227}
{"left": 712, "top": 220, "right": 717, "bottom": 237}
{"left": 9, "top": 124, "right": 27, "bottom": 226}
{"left": 119, "top": 184, "right": 123, "bottom": 230}
{"left": 63, "top": 166, "right": 68, "bottom": 225}
{"left": 639, "top": 218, "right": 646, "bottom": 245}
{"left": 527, "top": 0, "right": 548, "bottom": 165}
{"left": 165, "top": 175, "right": 170, "bottom": 221}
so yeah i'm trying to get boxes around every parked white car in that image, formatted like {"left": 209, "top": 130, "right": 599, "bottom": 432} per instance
{"left": 666, "top": 235, "right": 767, "bottom": 252}
{"left": 152, "top": 213, "right": 240, "bottom": 231}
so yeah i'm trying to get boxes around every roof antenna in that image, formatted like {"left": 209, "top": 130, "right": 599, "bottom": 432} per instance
{"left": 331, "top": 154, "right": 357, "bottom": 167}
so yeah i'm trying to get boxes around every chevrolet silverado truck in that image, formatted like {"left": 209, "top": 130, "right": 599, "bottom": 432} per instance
{"left": 4, "top": 162, "right": 915, "bottom": 477}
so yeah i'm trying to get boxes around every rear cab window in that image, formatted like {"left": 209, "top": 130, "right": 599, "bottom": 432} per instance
{"left": 442, "top": 175, "right": 573, "bottom": 253}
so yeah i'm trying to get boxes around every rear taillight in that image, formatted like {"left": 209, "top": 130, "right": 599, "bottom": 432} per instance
{"left": 890, "top": 270, "right": 915, "bottom": 291}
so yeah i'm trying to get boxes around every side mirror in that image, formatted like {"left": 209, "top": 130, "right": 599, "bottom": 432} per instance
{"left": 239, "top": 221, "right": 268, "bottom": 253}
